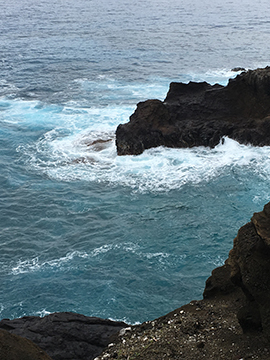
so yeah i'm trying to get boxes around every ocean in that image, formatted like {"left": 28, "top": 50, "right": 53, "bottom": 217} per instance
{"left": 1, "top": 0, "right": 270, "bottom": 324}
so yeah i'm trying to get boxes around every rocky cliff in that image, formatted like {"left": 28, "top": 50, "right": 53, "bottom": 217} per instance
{"left": 228, "top": 202, "right": 270, "bottom": 336}
{"left": 116, "top": 66, "right": 270, "bottom": 155}
{"left": 95, "top": 202, "right": 270, "bottom": 359}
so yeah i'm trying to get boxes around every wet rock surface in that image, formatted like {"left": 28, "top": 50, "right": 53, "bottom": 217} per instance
{"left": 0, "top": 312, "right": 126, "bottom": 360}
{"left": 116, "top": 66, "right": 270, "bottom": 155}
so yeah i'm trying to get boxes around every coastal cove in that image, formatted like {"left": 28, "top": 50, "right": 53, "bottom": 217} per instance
{"left": 2, "top": 0, "right": 270, "bottom": 358}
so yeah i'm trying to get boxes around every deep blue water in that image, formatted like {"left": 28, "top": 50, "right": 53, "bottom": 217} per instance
{"left": 1, "top": 0, "right": 270, "bottom": 324}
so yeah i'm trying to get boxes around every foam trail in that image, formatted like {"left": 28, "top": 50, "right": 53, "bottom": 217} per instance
{"left": 5, "top": 75, "right": 270, "bottom": 192}
{"left": 22, "top": 136, "right": 270, "bottom": 192}
{"left": 11, "top": 251, "right": 88, "bottom": 275}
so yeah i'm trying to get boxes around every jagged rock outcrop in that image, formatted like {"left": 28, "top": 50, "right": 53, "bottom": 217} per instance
{"left": 0, "top": 312, "right": 126, "bottom": 360}
{"left": 228, "top": 202, "right": 270, "bottom": 336}
{"left": 116, "top": 66, "right": 270, "bottom": 155}
{"left": 204, "top": 201, "right": 270, "bottom": 337}
{"left": 203, "top": 259, "right": 237, "bottom": 299}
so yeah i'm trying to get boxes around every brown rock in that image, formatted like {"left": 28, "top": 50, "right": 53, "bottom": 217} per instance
{"left": 95, "top": 203, "right": 270, "bottom": 360}
{"left": 0, "top": 329, "right": 52, "bottom": 360}
{"left": 228, "top": 202, "right": 270, "bottom": 335}
{"left": 203, "top": 260, "right": 237, "bottom": 299}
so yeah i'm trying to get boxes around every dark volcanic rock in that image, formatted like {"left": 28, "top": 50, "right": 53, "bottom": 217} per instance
{"left": 116, "top": 66, "right": 270, "bottom": 155}
{"left": 205, "top": 202, "right": 270, "bottom": 337}
{"left": 0, "top": 312, "right": 126, "bottom": 360}
{"left": 203, "top": 259, "right": 237, "bottom": 299}
{"left": 228, "top": 202, "right": 270, "bottom": 336}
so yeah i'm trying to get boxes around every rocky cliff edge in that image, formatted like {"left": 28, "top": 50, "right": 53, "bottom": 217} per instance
{"left": 95, "top": 202, "right": 270, "bottom": 359}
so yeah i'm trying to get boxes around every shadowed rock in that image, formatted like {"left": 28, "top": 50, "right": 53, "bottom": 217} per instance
{"left": 0, "top": 312, "right": 126, "bottom": 360}
{"left": 0, "top": 329, "right": 52, "bottom": 360}
{"left": 205, "top": 201, "right": 270, "bottom": 336}
{"left": 116, "top": 66, "right": 270, "bottom": 155}
{"left": 228, "top": 202, "right": 270, "bottom": 335}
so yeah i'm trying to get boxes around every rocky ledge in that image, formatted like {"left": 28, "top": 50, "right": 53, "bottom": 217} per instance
{"left": 95, "top": 202, "right": 270, "bottom": 359}
{"left": 0, "top": 313, "right": 126, "bottom": 360}
{"left": 116, "top": 66, "right": 270, "bottom": 155}
{"left": 1, "top": 203, "right": 270, "bottom": 359}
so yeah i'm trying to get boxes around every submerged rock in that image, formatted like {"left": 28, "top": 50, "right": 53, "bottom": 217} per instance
{"left": 116, "top": 66, "right": 270, "bottom": 155}
{"left": 231, "top": 67, "right": 246, "bottom": 72}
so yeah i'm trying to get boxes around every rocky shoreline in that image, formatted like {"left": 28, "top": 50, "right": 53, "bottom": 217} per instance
{"left": 1, "top": 202, "right": 270, "bottom": 359}
{"left": 116, "top": 66, "right": 270, "bottom": 155}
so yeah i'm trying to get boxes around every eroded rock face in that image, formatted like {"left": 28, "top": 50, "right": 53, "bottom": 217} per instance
{"left": 116, "top": 67, "right": 270, "bottom": 155}
{"left": 0, "top": 312, "right": 126, "bottom": 360}
{"left": 204, "top": 202, "right": 270, "bottom": 337}
{"left": 226, "top": 203, "right": 270, "bottom": 335}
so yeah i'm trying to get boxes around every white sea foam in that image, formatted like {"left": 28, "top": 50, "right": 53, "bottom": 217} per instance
{"left": 0, "top": 304, "right": 4, "bottom": 316}
{"left": 91, "top": 244, "right": 114, "bottom": 257}
{"left": 10, "top": 244, "right": 137, "bottom": 275}
{"left": 74, "top": 76, "right": 169, "bottom": 103}
{"left": 3, "top": 77, "right": 270, "bottom": 193}
{"left": 91, "top": 242, "right": 140, "bottom": 257}
{"left": 20, "top": 128, "right": 270, "bottom": 192}
{"left": 11, "top": 251, "right": 88, "bottom": 275}
{"left": 9, "top": 243, "right": 176, "bottom": 275}
{"left": 176, "top": 68, "right": 242, "bottom": 87}
{"left": 193, "top": 68, "right": 241, "bottom": 85}
{"left": 35, "top": 309, "right": 52, "bottom": 317}
{"left": 51, "top": 138, "right": 270, "bottom": 189}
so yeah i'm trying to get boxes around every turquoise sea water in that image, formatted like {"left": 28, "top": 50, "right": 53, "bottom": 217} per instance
{"left": 1, "top": 0, "right": 270, "bottom": 324}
